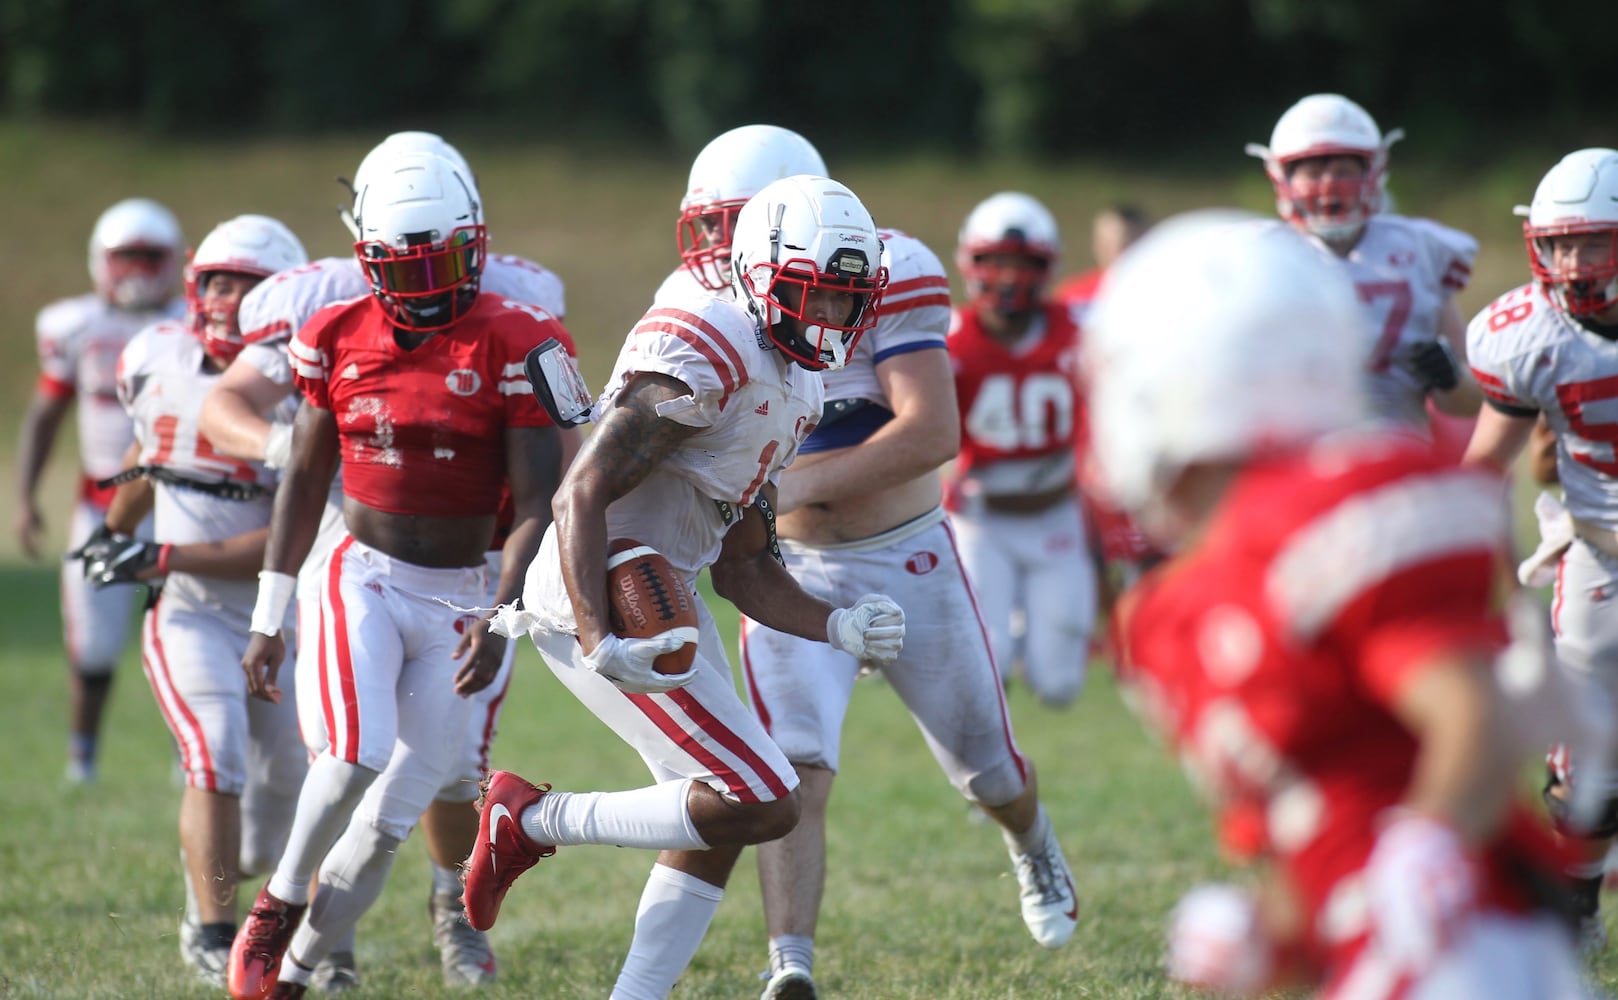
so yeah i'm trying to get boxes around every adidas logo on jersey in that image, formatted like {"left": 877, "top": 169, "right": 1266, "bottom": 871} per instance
{"left": 755, "top": 401, "right": 770, "bottom": 415}
{"left": 341, "top": 363, "right": 360, "bottom": 380}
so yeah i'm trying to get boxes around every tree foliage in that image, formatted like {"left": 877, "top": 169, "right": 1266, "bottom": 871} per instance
{"left": 4, "top": 0, "right": 1612, "bottom": 157}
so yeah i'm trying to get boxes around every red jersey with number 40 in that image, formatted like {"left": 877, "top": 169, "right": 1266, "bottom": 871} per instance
{"left": 1467, "top": 280, "right": 1618, "bottom": 531}
{"left": 1119, "top": 432, "right": 1556, "bottom": 972}
{"left": 948, "top": 302, "right": 1080, "bottom": 497}
{"left": 289, "top": 292, "right": 568, "bottom": 517}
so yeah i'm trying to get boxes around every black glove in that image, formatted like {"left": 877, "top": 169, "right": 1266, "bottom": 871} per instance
{"left": 84, "top": 536, "right": 161, "bottom": 589}
{"left": 65, "top": 523, "right": 119, "bottom": 568}
{"left": 1397, "top": 339, "right": 1460, "bottom": 393}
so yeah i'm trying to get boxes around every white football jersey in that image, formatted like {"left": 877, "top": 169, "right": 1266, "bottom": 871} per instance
{"left": 1468, "top": 281, "right": 1618, "bottom": 529}
{"left": 651, "top": 228, "right": 950, "bottom": 455}
{"left": 525, "top": 289, "right": 822, "bottom": 633}
{"left": 1302, "top": 214, "right": 1477, "bottom": 427}
{"left": 36, "top": 293, "right": 185, "bottom": 480}
{"left": 118, "top": 321, "right": 278, "bottom": 616}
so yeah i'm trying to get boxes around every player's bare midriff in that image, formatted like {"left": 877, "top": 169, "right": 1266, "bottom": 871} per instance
{"left": 343, "top": 497, "right": 495, "bottom": 569}
{"left": 777, "top": 455, "right": 943, "bottom": 545}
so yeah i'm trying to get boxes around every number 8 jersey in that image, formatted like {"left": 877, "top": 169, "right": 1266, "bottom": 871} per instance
{"left": 1468, "top": 280, "right": 1618, "bottom": 530}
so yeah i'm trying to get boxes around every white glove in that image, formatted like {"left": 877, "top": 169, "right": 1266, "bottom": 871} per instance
{"left": 263, "top": 421, "right": 294, "bottom": 470}
{"left": 1166, "top": 883, "right": 1272, "bottom": 997}
{"left": 1364, "top": 813, "right": 1477, "bottom": 973}
{"left": 583, "top": 631, "right": 698, "bottom": 695}
{"left": 826, "top": 593, "right": 905, "bottom": 665}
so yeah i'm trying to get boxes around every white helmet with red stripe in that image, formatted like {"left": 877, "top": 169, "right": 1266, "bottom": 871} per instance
{"left": 731, "top": 174, "right": 888, "bottom": 371}
{"left": 89, "top": 198, "right": 185, "bottom": 309}
{"left": 1515, "top": 147, "right": 1618, "bottom": 317}
{"left": 187, "top": 214, "right": 308, "bottom": 362}
{"left": 1245, "top": 94, "right": 1403, "bottom": 245}
{"left": 1082, "top": 210, "right": 1367, "bottom": 539}
{"left": 956, "top": 191, "right": 1061, "bottom": 315}
{"left": 679, "top": 124, "right": 828, "bottom": 291}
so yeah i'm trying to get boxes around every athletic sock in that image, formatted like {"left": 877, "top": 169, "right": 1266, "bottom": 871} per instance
{"left": 610, "top": 864, "right": 725, "bottom": 1000}
{"left": 430, "top": 861, "right": 463, "bottom": 897}
{"left": 1003, "top": 804, "right": 1052, "bottom": 857}
{"left": 768, "top": 934, "right": 815, "bottom": 975}
{"left": 523, "top": 778, "right": 708, "bottom": 850}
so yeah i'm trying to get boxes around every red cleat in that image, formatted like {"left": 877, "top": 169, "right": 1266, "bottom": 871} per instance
{"left": 461, "top": 770, "right": 556, "bottom": 931}
{"left": 228, "top": 884, "right": 306, "bottom": 999}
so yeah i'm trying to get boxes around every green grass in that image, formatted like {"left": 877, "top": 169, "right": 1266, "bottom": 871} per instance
{"left": 0, "top": 119, "right": 1605, "bottom": 998}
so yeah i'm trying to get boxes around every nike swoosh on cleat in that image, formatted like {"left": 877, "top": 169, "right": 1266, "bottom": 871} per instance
{"left": 489, "top": 802, "right": 513, "bottom": 875}
{"left": 1064, "top": 875, "right": 1078, "bottom": 921}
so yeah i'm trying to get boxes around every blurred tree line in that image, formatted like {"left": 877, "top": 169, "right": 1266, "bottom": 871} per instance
{"left": 3, "top": 0, "right": 1610, "bottom": 160}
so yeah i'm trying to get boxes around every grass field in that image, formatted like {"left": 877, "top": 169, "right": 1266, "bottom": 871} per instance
{"left": 1, "top": 120, "right": 1612, "bottom": 998}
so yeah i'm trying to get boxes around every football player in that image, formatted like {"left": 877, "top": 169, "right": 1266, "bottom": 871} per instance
{"left": 461, "top": 174, "right": 906, "bottom": 1000}
{"left": 1052, "top": 202, "right": 1150, "bottom": 322}
{"left": 946, "top": 192, "right": 1094, "bottom": 707}
{"left": 1464, "top": 147, "right": 1618, "bottom": 953}
{"left": 98, "top": 214, "right": 310, "bottom": 986}
{"left": 1248, "top": 94, "right": 1483, "bottom": 443}
{"left": 17, "top": 198, "right": 185, "bottom": 784}
{"left": 226, "top": 149, "right": 570, "bottom": 1000}
{"left": 667, "top": 125, "right": 1078, "bottom": 998}
{"left": 198, "top": 129, "right": 570, "bottom": 991}
{"left": 1088, "top": 211, "right": 1591, "bottom": 999}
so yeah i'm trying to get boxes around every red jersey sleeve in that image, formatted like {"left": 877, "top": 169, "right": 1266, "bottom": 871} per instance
{"left": 1263, "top": 465, "right": 1509, "bottom": 707}
{"left": 493, "top": 303, "right": 575, "bottom": 429}
{"left": 288, "top": 305, "right": 337, "bottom": 410}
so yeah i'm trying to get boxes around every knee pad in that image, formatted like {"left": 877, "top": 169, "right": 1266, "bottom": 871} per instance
{"left": 962, "top": 762, "right": 1028, "bottom": 811}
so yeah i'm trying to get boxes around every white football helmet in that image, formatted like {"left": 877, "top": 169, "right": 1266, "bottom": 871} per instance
{"left": 1082, "top": 210, "right": 1368, "bottom": 538}
{"left": 730, "top": 174, "right": 888, "bottom": 371}
{"left": 956, "top": 191, "right": 1061, "bottom": 316}
{"left": 88, "top": 198, "right": 184, "bottom": 309}
{"left": 1514, "top": 148, "right": 1618, "bottom": 317}
{"left": 1245, "top": 94, "right": 1403, "bottom": 245}
{"left": 186, "top": 214, "right": 308, "bottom": 362}
{"left": 352, "top": 151, "right": 487, "bottom": 332}
{"left": 344, "top": 131, "right": 482, "bottom": 238}
{"left": 679, "top": 124, "right": 828, "bottom": 290}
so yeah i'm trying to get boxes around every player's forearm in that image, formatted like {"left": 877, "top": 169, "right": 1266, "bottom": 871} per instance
{"left": 199, "top": 384, "right": 273, "bottom": 462}
{"left": 261, "top": 463, "right": 330, "bottom": 576}
{"left": 161, "top": 528, "right": 270, "bottom": 580}
{"left": 711, "top": 553, "right": 835, "bottom": 641}
{"left": 104, "top": 478, "right": 155, "bottom": 535}
{"left": 783, "top": 423, "right": 955, "bottom": 509}
{"left": 15, "top": 394, "right": 69, "bottom": 505}
{"left": 554, "top": 483, "right": 614, "bottom": 648}
{"left": 1431, "top": 372, "right": 1483, "bottom": 417}
{"left": 493, "top": 516, "right": 546, "bottom": 608}
{"left": 1396, "top": 656, "right": 1515, "bottom": 844}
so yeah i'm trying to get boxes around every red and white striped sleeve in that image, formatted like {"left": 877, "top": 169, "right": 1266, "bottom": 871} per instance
{"left": 625, "top": 299, "right": 752, "bottom": 427}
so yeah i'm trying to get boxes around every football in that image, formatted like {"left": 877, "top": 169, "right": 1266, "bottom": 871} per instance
{"left": 605, "top": 538, "right": 699, "bottom": 674}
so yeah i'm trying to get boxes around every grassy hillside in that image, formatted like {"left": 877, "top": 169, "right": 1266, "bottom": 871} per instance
{"left": 0, "top": 118, "right": 1552, "bottom": 560}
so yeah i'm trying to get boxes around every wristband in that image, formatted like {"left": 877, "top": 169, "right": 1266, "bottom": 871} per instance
{"left": 264, "top": 421, "right": 294, "bottom": 470}
{"left": 157, "top": 544, "right": 174, "bottom": 576}
{"left": 249, "top": 570, "right": 297, "bottom": 636}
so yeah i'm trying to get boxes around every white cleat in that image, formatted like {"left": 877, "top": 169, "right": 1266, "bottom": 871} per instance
{"left": 431, "top": 890, "right": 498, "bottom": 986}
{"left": 1010, "top": 826, "right": 1079, "bottom": 949}
{"left": 759, "top": 964, "right": 817, "bottom": 1000}
{"left": 178, "top": 915, "right": 230, "bottom": 988}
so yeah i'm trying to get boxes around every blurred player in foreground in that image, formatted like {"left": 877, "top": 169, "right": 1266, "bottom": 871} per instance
{"left": 227, "top": 148, "right": 567, "bottom": 999}
{"left": 200, "top": 129, "right": 569, "bottom": 990}
{"left": 462, "top": 174, "right": 906, "bottom": 1000}
{"left": 1465, "top": 147, "right": 1618, "bottom": 952}
{"left": 18, "top": 198, "right": 185, "bottom": 783}
{"left": 1088, "top": 211, "right": 1594, "bottom": 998}
{"left": 1248, "top": 93, "right": 1482, "bottom": 447}
{"left": 94, "top": 214, "right": 310, "bottom": 986}
{"left": 946, "top": 191, "right": 1093, "bottom": 706}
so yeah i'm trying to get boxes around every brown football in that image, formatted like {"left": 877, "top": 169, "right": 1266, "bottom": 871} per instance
{"left": 605, "top": 538, "right": 699, "bottom": 674}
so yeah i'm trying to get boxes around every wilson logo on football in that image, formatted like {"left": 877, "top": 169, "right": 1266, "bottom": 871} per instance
{"left": 446, "top": 369, "right": 482, "bottom": 396}
{"left": 905, "top": 552, "right": 938, "bottom": 575}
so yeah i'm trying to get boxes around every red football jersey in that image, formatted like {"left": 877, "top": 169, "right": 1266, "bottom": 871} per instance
{"left": 289, "top": 293, "right": 570, "bottom": 517}
{"left": 1119, "top": 433, "right": 1554, "bottom": 971}
{"left": 948, "top": 302, "right": 1080, "bottom": 484}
